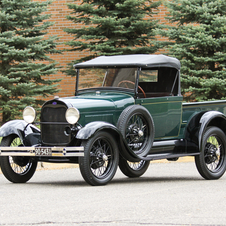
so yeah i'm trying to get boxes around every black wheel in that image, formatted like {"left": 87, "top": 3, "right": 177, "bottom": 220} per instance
{"left": 0, "top": 135, "right": 37, "bottom": 183}
{"left": 195, "top": 126, "right": 226, "bottom": 180}
{"left": 79, "top": 131, "right": 119, "bottom": 186}
{"left": 117, "top": 105, "right": 154, "bottom": 158}
{"left": 119, "top": 156, "right": 149, "bottom": 178}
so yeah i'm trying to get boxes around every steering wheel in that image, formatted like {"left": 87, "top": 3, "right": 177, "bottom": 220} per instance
{"left": 117, "top": 80, "right": 146, "bottom": 98}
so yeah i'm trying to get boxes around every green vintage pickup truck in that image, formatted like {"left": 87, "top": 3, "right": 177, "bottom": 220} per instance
{"left": 1, "top": 54, "right": 226, "bottom": 186}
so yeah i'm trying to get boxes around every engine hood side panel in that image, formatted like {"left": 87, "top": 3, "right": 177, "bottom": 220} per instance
{"left": 55, "top": 92, "right": 135, "bottom": 126}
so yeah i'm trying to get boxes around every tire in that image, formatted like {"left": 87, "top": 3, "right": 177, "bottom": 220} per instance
{"left": 79, "top": 131, "right": 119, "bottom": 186}
{"left": 119, "top": 156, "right": 149, "bottom": 178}
{"left": 195, "top": 126, "right": 226, "bottom": 180}
{"left": 117, "top": 105, "right": 154, "bottom": 158}
{"left": 0, "top": 135, "right": 37, "bottom": 183}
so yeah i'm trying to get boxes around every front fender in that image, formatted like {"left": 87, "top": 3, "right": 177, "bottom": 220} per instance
{"left": 76, "top": 121, "right": 141, "bottom": 162}
{"left": 0, "top": 120, "right": 40, "bottom": 144}
{"left": 199, "top": 111, "right": 226, "bottom": 151}
{"left": 76, "top": 121, "right": 120, "bottom": 140}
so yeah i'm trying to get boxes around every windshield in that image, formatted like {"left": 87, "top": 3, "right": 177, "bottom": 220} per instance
{"left": 78, "top": 68, "right": 137, "bottom": 91}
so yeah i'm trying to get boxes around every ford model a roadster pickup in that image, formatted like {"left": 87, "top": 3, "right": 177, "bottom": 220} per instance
{"left": 1, "top": 54, "right": 226, "bottom": 186}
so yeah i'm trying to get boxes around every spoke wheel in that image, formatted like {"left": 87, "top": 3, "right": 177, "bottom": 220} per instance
{"left": 0, "top": 135, "right": 37, "bottom": 183}
{"left": 79, "top": 131, "right": 119, "bottom": 186}
{"left": 117, "top": 105, "right": 154, "bottom": 158}
{"left": 119, "top": 156, "right": 149, "bottom": 178}
{"left": 195, "top": 126, "right": 226, "bottom": 180}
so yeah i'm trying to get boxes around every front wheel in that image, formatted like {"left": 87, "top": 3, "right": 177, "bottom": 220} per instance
{"left": 79, "top": 131, "right": 119, "bottom": 186}
{"left": 195, "top": 126, "right": 226, "bottom": 180}
{"left": 119, "top": 156, "right": 149, "bottom": 178}
{"left": 0, "top": 135, "right": 37, "bottom": 183}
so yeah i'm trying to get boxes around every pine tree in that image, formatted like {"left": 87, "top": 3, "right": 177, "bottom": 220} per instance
{"left": 64, "top": 0, "right": 161, "bottom": 76}
{"left": 0, "top": 0, "right": 61, "bottom": 123}
{"left": 163, "top": 0, "right": 226, "bottom": 102}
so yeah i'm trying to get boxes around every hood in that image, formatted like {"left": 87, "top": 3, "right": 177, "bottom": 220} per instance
{"left": 44, "top": 91, "right": 135, "bottom": 126}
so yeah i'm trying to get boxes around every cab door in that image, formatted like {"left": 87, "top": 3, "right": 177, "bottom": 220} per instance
{"left": 135, "top": 67, "right": 183, "bottom": 140}
{"left": 136, "top": 96, "right": 182, "bottom": 139}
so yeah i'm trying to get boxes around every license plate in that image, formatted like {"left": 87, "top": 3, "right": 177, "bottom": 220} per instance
{"left": 35, "top": 147, "right": 52, "bottom": 156}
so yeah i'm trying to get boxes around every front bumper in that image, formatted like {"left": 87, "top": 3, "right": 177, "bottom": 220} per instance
{"left": 0, "top": 146, "right": 84, "bottom": 157}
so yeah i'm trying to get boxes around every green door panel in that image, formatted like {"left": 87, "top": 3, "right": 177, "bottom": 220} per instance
{"left": 136, "top": 96, "right": 183, "bottom": 139}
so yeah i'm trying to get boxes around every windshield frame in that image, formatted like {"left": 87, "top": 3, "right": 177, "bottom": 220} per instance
{"left": 75, "top": 67, "right": 141, "bottom": 97}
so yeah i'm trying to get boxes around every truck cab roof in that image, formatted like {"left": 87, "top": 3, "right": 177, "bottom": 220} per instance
{"left": 74, "top": 54, "right": 181, "bottom": 70}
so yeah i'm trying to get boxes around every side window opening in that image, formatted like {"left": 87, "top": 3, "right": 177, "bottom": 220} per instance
{"left": 138, "top": 67, "right": 179, "bottom": 98}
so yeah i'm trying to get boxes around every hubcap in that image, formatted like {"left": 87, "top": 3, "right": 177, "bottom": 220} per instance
{"left": 102, "top": 154, "right": 108, "bottom": 161}
{"left": 127, "top": 117, "right": 147, "bottom": 152}
{"left": 204, "top": 136, "right": 223, "bottom": 172}
{"left": 205, "top": 143, "right": 216, "bottom": 163}
{"left": 89, "top": 137, "right": 113, "bottom": 178}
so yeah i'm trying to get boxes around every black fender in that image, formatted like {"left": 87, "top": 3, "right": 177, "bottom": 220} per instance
{"left": 76, "top": 121, "right": 120, "bottom": 140}
{"left": 198, "top": 111, "right": 226, "bottom": 152}
{"left": 185, "top": 111, "right": 226, "bottom": 153}
{"left": 76, "top": 121, "right": 141, "bottom": 161}
{"left": 0, "top": 120, "right": 40, "bottom": 145}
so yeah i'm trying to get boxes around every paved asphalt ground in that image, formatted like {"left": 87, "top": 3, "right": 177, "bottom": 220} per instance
{"left": 0, "top": 158, "right": 226, "bottom": 226}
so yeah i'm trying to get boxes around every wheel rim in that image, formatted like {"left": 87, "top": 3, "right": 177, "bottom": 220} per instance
{"left": 9, "top": 156, "right": 33, "bottom": 175}
{"left": 89, "top": 137, "right": 114, "bottom": 179}
{"left": 127, "top": 160, "right": 146, "bottom": 170}
{"left": 125, "top": 114, "right": 149, "bottom": 155}
{"left": 9, "top": 137, "right": 33, "bottom": 175}
{"left": 204, "top": 135, "right": 225, "bottom": 172}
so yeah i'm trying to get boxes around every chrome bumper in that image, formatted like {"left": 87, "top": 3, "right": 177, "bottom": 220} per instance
{"left": 0, "top": 146, "right": 84, "bottom": 157}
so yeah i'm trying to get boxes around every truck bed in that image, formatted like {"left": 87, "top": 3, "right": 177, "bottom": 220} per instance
{"left": 182, "top": 99, "right": 226, "bottom": 121}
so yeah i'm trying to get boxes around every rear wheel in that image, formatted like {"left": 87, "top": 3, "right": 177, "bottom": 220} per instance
{"left": 0, "top": 135, "right": 37, "bottom": 183}
{"left": 195, "top": 127, "right": 226, "bottom": 180}
{"left": 119, "top": 156, "right": 149, "bottom": 178}
{"left": 79, "top": 131, "right": 119, "bottom": 186}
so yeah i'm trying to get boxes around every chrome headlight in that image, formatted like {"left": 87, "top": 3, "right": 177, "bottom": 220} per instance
{"left": 65, "top": 107, "right": 80, "bottom": 125}
{"left": 23, "top": 106, "right": 36, "bottom": 124}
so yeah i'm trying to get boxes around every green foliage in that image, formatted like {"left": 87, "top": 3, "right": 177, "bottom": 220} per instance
{"left": 64, "top": 0, "right": 162, "bottom": 76}
{"left": 162, "top": 0, "right": 226, "bottom": 102}
{"left": 0, "top": 0, "right": 61, "bottom": 123}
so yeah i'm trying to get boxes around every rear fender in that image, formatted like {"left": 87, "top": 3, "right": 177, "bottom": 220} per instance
{"left": 184, "top": 111, "right": 226, "bottom": 153}
{"left": 198, "top": 111, "right": 226, "bottom": 152}
{"left": 0, "top": 120, "right": 40, "bottom": 145}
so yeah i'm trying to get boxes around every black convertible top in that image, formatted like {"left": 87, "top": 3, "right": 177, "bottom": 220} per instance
{"left": 74, "top": 54, "right": 181, "bottom": 70}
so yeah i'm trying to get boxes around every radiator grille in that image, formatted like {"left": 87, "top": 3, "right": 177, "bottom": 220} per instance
{"left": 41, "top": 103, "right": 70, "bottom": 146}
